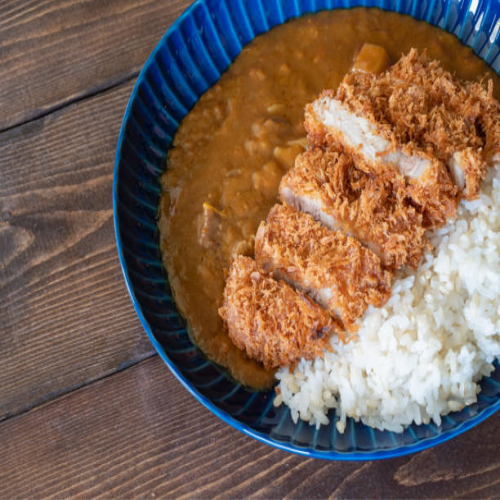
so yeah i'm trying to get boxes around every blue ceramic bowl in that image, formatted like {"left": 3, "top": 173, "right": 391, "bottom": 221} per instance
{"left": 113, "top": 0, "right": 500, "bottom": 460}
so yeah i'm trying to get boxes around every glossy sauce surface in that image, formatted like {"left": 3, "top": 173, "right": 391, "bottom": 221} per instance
{"left": 159, "top": 8, "right": 500, "bottom": 389}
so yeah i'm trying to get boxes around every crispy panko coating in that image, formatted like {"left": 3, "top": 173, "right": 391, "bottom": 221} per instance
{"left": 379, "top": 49, "right": 500, "bottom": 175}
{"left": 280, "top": 147, "right": 429, "bottom": 269}
{"left": 307, "top": 49, "right": 500, "bottom": 206}
{"left": 255, "top": 204, "right": 392, "bottom": 330}
{"left": 305, "top": 90, "right": 458, "bottom": 228}
{"left": 219, "top": 256, "right": 340, "bottom": 369}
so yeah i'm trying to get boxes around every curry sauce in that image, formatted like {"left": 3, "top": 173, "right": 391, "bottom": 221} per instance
{"left": 159, "top": 8, "right": 500, "bottom": 389}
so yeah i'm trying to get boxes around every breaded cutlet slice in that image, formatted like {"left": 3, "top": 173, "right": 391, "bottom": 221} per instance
{"left": 308, "top": 49, "right": 500, "bottom": 202}
{"left": 306, "top": 93, "right": 458, "bottom": 228}
{"left": 219, "top": 256, "right": 340, "bottom": 370}
{"left": 255, "top": 204, "right": 392, "bottom": 330}
{"left": 380, "top": 49, "right": 500, "bottom": 198}
{"left": 280, "top": 147, "right": 428, "bottom": 270}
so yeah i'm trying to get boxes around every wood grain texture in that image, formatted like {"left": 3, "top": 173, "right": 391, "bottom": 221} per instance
{"left": 0, "top": 78, "right": 157, "bottom": 421}
{"left": 0, "top": 355, "right": 498, "bottom": 499}
{"left": 0, "top": 0, "right": 191, "bottom": 131}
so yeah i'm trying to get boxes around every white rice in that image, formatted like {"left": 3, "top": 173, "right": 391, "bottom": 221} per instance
{"left": 275, "top": 165, "right": 500, "bottom": 433}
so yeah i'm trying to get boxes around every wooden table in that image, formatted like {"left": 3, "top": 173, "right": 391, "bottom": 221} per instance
{"left": 1, "top": 1, "right": 499, "bottom": 497}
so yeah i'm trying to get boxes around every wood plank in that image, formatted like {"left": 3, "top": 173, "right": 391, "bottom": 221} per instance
{"left": 0, "top": 0, "right": 191, "bottom": 131}
{"left": 0, "top": 355, "right": 498, "bottom": 499}
{"left": 0, "top": 78, "right": 157, "bottom": 421}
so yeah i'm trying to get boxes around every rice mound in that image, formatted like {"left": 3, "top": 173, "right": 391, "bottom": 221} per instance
{"left": 275, "top": 165, "right": 500, "bottom": 433}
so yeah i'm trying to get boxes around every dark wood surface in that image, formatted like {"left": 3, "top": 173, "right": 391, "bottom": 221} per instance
{"left": 0, "top": 1, "right": 498, "bottom": 498}
{"left": 0, "top": 78, "right": 158, "bottom": 422}
{"left": 2, "top": 356, "right": 500, "bottom": 499}
{"left": 0, "top": 0, "right": 188, "bottom": 132}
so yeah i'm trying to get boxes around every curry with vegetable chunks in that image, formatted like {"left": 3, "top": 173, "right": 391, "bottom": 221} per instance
{"left": 159, "top": 8, "right": 500, "bottom": 389}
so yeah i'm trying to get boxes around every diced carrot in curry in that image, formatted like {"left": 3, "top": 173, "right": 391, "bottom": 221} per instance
{"left": 352, "top": 43, "right": 390, "bottom": 73}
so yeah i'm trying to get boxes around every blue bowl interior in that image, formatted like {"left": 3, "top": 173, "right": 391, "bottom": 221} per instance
{"left": 114, "top": 0, "right": 500, "bottom": 460}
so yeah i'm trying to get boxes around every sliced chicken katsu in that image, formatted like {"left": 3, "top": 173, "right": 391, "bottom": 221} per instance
{"left": 382, "top": 49, "right": 500, "bottom": 198}
{"left": 303, "top": 48, "right": 500, "bottom": 224}
{"left": 255, "top": 204, "right": 392, "bottom": 330}
{"left": 219, "top": 256, "right": 340, "bottom": 369}
{"left": 306, "top": 91, "right": 458, "bottom": 228}
{"left": 280, "top": 147, "right": 428, "bottom": 269}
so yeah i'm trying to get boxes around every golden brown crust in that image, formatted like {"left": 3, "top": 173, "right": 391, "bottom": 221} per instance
{"left": 335, "top": 49, "right": 499, "bottom": 200}
{"left": 219, "top": 256, "right": 340, "bottom": 369}
{"left": 280, "top": 147, "right": 429, "bottom": 269}
{"left": 255, "top": 204, "right": 393, "bottom": 330}
{"left": 305, "top": 98, "right": 459, "bottom": 228}
{"left": 303, "top": 101, "right": 330, "bottom": 148}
